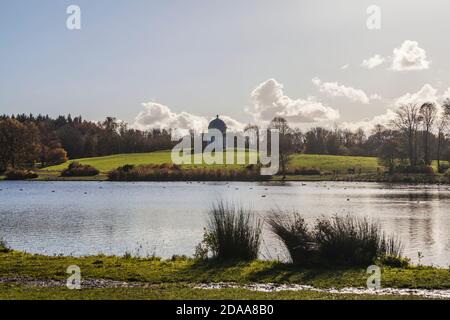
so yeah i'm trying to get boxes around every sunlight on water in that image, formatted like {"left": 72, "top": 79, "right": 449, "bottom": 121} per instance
{"left": 0, "top": 181, "right": 449, "bottom": 266}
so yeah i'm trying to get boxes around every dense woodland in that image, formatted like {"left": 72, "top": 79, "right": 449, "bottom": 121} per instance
{"left": 1, "top": 100, "right": 450, "bottom": 174}
{"left": 0, "top": 114, "right": 173, "bottom": 171}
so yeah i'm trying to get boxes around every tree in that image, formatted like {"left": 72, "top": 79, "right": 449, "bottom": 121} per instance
{"left": 437, "top": 100, "right": 450, "bottom": 170}
{"left": 377, "top": 129, "right": 404, "bottom": 174}
{"left": 419, "top": 103, "right": 437, "bottom": 165}
{"left": 304, "top": 127, "right": 329, "bottom": 154}
{"left": 244, "top": 124, "right": 260, "bottom": 151}
{"left": 392, "top": 104, "right": 422, "bottom": 166}
{"left": 46, "top": 148, "right": 68, "bottom": 165}
{"left": 0, "top": 118, "right": 41, "bottom": 169}
{"left": 269, "top": 117, "right": 292, "bottom": 177}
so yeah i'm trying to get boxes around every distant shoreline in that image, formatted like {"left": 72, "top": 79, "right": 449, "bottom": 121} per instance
{"left": 1, "top": 172, "right": 449, "bottom": 185}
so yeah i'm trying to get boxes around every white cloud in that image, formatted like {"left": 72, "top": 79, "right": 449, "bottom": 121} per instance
{"left": 134, "top": 102, "right": 243, "bottom": 136}
{"left": 370, "top": 94, "right": 382, "bottom": 101}
{"left": 312, "top": 78, "right": 377, "bottom": 104}
{"left": 248, "top": 79, "right": 340, "bottom": 125}
{"left": 442, "top": 88, "right": 450, "bottom": 101}
{"left": 394, "top": 84, "right": 439, "bottom": 106}
{"left": 340, "top": 64, "right": 350, "bottom": 70}
{"left": 343, "top": 84, "right": 449, "bottom": 133}
{"left": 342, "top": 109, "right": 397, "bottom": 133}
{"left": 391, "top": 40, "right": 431, "bottom": 71}
{"left": 361, "top": 54, "right": 385, "bottom": 69}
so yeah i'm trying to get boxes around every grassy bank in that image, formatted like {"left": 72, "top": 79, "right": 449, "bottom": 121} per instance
{"left": 0, "top": 251, "right": 448, "bottom": 299}
{"left": 0, "top": 251, "right": 449, "bottom": 292}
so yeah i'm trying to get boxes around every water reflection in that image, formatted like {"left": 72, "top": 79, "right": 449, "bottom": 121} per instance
{"left": 0, "top": 181, "right": 449, "bottom": 266}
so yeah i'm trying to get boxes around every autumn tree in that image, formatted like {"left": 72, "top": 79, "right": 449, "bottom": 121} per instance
{"left": 0, "top": 118, "right": 41, "bottom": 170}
{"left": 46, "top": 148, "right": 68, "bottom": 166}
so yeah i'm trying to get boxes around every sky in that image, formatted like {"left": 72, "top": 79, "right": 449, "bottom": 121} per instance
{"left": 1, "top": 0, "right": 450, "bottom": 133}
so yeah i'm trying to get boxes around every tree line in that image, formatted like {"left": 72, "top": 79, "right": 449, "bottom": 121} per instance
{"left": 1, "top": 100, "right": 450, "bottom": 174}
{"left": 0, "top": 114, "right": 174, "bottom": 171}
{"left": 264, "top": 100, "right": 450, "bottom": 175}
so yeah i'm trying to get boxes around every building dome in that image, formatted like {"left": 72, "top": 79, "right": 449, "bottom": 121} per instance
{"left": 208, "top": 115, "right": 227, "bottom": 133}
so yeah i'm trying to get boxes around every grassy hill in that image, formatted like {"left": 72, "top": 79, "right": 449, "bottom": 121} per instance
{"left": 289, "top": 154, "right": 380, "bottom": 173}
{"left": 43, "top": 151, "right": 381, "bottom": 174}
{"left": 43, "top": 150, "right": 259, "bottom": 173}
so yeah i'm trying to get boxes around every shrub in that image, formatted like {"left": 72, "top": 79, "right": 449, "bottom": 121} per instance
{"left": 46, "top": 148, "right": 68, "bottom": 165}
{"left": 395, "top": 165, "right": 434, "bottom": 175}
{"left": 438, "top": 164, "right": 450, "bottom": 174}
{"left": 5, "top": 168, "right": 38, "bottom": 180}
{"left": 314, "top": 215, "right": 403, "bottom": 266}
{"left": 61, "top": 162, "right": 99, "bottom": 177}
{"left": 267, "top": 211, "right": 316, "bottom": 265}
{"left": 108, "top": 163, "right": 269, "bottom": 181}
{"left": 288, "top": 167, "right": 321, "bottom": 175}
{"left": 199, "top": 201, "right": 262, "bottom": 261}
{"left": 377, "top": 255, "right": 410, "bottom": 268}
{"left": 0, "top": 238, "right": 10, "bottom": 253}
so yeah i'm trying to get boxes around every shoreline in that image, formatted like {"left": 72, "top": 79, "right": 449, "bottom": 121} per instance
{"left": 1, "top": 172, "right": 449, "bottom": 185}
{"left": 0, "top": 178, "right": 450, "bottom": 186}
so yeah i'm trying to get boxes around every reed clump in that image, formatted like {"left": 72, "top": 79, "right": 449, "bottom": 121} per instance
{"left": 268, "top": 212, "right": 405, "bottom": 267}
{"left": 196, "top": 202, "right": 262, "bottom": 262}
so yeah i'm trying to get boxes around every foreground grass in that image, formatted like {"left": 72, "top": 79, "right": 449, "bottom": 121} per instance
{"left": 1, "top": 252, "right": 448, "bottom": 290}
{"left": 0, "top": 283, "right": 428, "bottom": 300}
{"left": 0, "top": 251, "right": 448, "bottom": 300}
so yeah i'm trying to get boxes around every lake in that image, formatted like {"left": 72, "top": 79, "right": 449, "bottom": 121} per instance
{"left": 0, "top": 181, "right": 449, "bottom": 266}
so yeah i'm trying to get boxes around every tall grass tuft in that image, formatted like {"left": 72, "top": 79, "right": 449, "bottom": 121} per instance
{"left": 267, "top": 211, "right": 405, "bottom": 267}
{"left": 204, "top": 201, "right": 262, "bottom": 261}
{"left": 266, "top": 211, "right": 315, "bottom": 265}
{"left": 314, "top": 215, "right": 403, "bottom": 266}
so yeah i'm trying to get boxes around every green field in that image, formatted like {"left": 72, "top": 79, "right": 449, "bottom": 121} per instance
{"left": 43, "top": 151, "right": 382, "bottom": 174}
{"left": 0, "top": 251, "right": 448, "bottom": 300}
{"left": 289, "top": 154, "right": 380, "bottom": 173}
{"left": 0, "top": 151, "right": 439, "bottom": 182}
{"left": 43, "top": 150, "right": 259, "bottom": 173}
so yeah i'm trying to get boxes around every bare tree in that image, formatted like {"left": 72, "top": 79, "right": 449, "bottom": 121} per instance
{"left": 392, "top": 104, "right": 422, "bottom": 166}
{"left": 269, "top": 117, "right": 292, "bottom": 177}
{"left": 244, "top": 123, "right": 260, "bottom": 151}
{"left": 437, "top": 99, "right": 450, "bottom": 170}
{"left": 420, "top": 103, "right": 438, "bottom": 165}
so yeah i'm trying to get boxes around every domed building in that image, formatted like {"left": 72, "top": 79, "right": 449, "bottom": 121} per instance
{"left": 207, "top": 115, "right": 227, "bottom": 149}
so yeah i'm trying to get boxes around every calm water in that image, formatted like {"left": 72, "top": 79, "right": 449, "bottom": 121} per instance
{"left": 0, "top": 181, "right": 449, "bottom": 266}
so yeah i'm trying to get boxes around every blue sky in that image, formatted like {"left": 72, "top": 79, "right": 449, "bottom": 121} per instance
{"left": 1, "top": 0, "right": 450, "bottom": 132}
